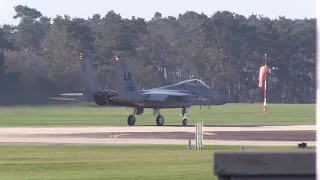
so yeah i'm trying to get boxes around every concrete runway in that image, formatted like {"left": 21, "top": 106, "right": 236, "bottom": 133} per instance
{"left": 0, "top": 125, "right": 316, "bottom": 146}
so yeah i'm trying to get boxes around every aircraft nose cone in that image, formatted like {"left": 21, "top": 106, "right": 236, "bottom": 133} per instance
{"left": 209, "top": 89, "right": 229, "bottom": 105}
{"left": 219, "top": 94, "right": 230, "bottom": 104}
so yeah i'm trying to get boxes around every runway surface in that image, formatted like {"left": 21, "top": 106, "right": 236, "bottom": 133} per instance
{"left": 0, "top": 125, "right": 316, "bottom": 146}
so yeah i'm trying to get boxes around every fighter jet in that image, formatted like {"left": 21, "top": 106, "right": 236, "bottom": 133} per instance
{"left": 52, "top": 55, "right": 229, "bottom": 126}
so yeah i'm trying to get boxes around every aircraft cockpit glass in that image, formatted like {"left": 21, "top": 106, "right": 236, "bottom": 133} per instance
{"left": 184, "top": 79, "right": 210, "bottom": 89}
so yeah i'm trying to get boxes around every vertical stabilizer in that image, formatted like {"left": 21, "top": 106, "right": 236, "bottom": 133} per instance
{"left": 81, "top": 59, "right": 102, "bottom": 94}
{"left": 163, "top": 68, "right": 171, "bottom": 86}
{"left": 115, "top": 56, "right": 137, "bottom": 92}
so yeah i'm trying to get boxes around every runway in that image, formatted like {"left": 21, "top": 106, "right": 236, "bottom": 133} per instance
{"left": 0, "top": 125, "right": 316, "bottom": 146}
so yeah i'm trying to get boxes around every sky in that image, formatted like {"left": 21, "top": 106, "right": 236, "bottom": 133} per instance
{"left": 0, "top": 0, "right": 316, "bottom": 25}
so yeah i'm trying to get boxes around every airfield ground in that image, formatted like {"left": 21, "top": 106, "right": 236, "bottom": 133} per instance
{"left": 1, "top": 145, "right": 312, "bottom": 180}
{"left": 0, "top": 125, "right": 316, "bottom": 146}
{"left": 0, "top": 103, "right": 315, "bottom": 126}
{"left": 0, "top": 103, "right": 316, "bottom": 179}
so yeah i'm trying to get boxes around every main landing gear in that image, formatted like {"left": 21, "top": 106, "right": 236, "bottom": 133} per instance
{"left": 126, "top": 107, "right": 190, "bottom": 126}
{"left": 153, "top": 108, "right": 164, "bottom": 126}
{"left": 181, "top": 107, "right": 189, "bottom": 126}
{"left": 127, "top": 108, "right": 142, "bottom": 126}
{"left": 127, "top": 114, "right": 136, "bottom": 126}
{"left": 127, "top": 108, "right": 165, "bottom": 126}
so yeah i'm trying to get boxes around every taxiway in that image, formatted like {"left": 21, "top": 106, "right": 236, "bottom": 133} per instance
{"left": 0, "top": 125, "right": 315, "bottom": 146}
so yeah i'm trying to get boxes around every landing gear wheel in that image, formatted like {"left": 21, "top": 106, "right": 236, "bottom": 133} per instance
{"left": 156, "top": 115, "right": 164, "bottom": 126}
{"left": 127, "top": 115, "right": 136, "bottom": 126}
{"left": 182, "top": 118, "right": 188, "bottom": 126}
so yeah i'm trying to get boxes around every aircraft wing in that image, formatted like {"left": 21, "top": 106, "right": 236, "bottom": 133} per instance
{"left": 141, "top": 91, "right": 198, "bottom": 102}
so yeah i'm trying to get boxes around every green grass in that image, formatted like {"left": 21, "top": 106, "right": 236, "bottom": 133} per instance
{"left": 0, "top": 145, "right": 312, "bottom": 180}
{"left": 0, "top": 103, "right": 315, "bottom": 126}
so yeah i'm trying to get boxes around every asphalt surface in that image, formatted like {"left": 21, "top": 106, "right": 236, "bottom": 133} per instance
{"left": 53, "top": 130, "right": 315, "bottom": 141}
{"left": 0, "top": 125, "right": 315, "bottom": 146}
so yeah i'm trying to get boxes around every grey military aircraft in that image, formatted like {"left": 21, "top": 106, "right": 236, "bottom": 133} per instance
{"left": 52, "top": 55, "right": 229, "bottom": 126}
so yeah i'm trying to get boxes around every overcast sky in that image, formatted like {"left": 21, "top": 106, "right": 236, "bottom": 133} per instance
{"left": 0, "top": 0, "right": 316, "bottom": 25}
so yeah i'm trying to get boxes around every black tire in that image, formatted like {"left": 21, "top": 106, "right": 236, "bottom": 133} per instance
{"left": 182, "top": 118, "right": 188, "bottom": 126}
{"left": 156, "top": 115, "right": 164, "bottom": 126}
{"left": 127, "top": 115, "right": 136, "bottom": 126}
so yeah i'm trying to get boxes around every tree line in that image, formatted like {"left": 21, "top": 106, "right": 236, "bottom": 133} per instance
{"left": 0, "top": 5, "right": 316, "bottom": 105}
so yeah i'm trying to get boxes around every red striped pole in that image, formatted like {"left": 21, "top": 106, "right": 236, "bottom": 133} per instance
{"left": 263, "top": 54, "right": 267, "bottom": 114}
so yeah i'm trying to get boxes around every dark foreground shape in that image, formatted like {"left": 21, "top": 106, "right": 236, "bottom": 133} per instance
{"left": 213, "top": 150, "right": 315, "bottom": 180}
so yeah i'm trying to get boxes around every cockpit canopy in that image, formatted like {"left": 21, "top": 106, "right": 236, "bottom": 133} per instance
{"left": 179, "top": 79, "right": 210, "bottom": 89}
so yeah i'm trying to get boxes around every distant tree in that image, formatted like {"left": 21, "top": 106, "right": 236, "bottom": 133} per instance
{"left": 0, "top": 5, "right": 316, "bottom": 105}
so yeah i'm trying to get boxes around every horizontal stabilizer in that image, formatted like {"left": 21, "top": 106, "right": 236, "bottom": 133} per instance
{"left": 50, "top": 93, "right": 89, "bottom": 102}
{"left": 49, "top": 97, "right": 80, "bottom": 101}
{"left": 60, "top": 93, "right": 84, "bottom": 96}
